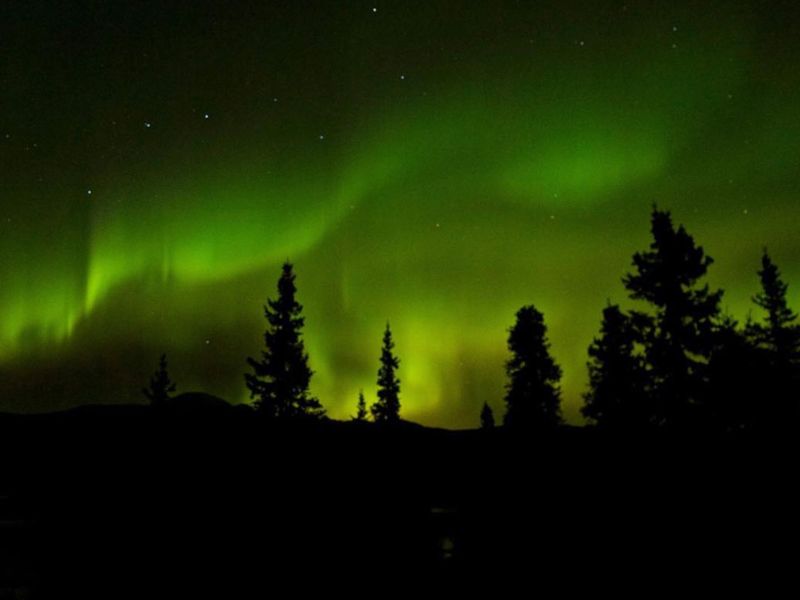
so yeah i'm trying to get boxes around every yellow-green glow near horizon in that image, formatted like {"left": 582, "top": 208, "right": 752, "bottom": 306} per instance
{"left": 2, "top": 1, "right": 800, "bottom": 426}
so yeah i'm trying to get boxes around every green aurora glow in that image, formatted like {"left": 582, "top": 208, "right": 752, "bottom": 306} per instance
{"left": 1, "top": 1, "right": 800, "bottom": 426}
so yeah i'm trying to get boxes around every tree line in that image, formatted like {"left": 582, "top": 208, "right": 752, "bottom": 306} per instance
{"left": 142, "top": 261, "right": 403, "bottom": 423}
{"left": 143, "top": 207, "right": 800, "bottom": 433}
{"left": 582, "top": 207, "right": 799, "bottom": 433}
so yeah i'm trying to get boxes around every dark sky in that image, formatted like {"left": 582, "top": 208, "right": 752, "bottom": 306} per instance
{"left": 2, "top": 1, "right": 800, "bottom": 427}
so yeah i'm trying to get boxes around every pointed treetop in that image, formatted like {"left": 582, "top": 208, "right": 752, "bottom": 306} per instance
{"left": 754, "top": 250, "right": 797, "bottom": 326}
{"left": 355, "top": 390, "right": 368, "bottom": 421}
{"left": 143, "top": 353, "right": 177, "bottom": 406}
{"left": 372, "top": 322, "right": 401, "bottom": 423}
{"left": 503, "top": 305, "right": 562, "bottom": 429}
{"left": 621, "top": 207, "right": 723, "bottom": 428}
{"left": 245, "top": 262, "right": 325, "bottom": 419}
{"left": 582, "top": 304, "right": 649, "bottom": 428}
{"left": 624, "top": 208, "right": 719, "bottom": 307}
{"left": 752, "top": 250, "right": 800, "bottom": 360}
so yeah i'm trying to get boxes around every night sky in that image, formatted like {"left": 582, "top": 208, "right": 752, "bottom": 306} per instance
{"left": 2, "top": 1, "right": 800, "bottom": 427}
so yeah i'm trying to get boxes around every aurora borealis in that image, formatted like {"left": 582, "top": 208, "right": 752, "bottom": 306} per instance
{"left": 2, "top": 1, "right": 800, "bottom": 427}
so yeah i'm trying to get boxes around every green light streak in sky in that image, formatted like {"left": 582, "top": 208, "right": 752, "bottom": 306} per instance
{"left": 2, "top": 1, "right": 800, "bottom": 426}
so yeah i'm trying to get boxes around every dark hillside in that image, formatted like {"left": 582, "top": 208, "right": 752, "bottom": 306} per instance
{"left": 1, "top": 406, "right": 798, "bottom": 595}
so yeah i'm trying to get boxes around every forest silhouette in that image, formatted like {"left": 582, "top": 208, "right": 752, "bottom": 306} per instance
{"left": 2, "top": 206, "right": 799, "bottom": 596}
{"left": 142, "top": 206, "right": 799, "bottom": 435}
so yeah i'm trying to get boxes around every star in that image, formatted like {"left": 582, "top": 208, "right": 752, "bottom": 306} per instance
{"left": 204, "top": 113, "right": 210, "bottom": 119}
{"left": 400, "top": 74, "right": 405, "bottom": 80}
{"left": 144, "top": 122, "right": 152, "bottom": 128}
{"left": 87, "top": 189, "right": 92, "bottom": 196}
{"left": 372, "top": 7, "right": 377, "bottom": 13}
{"left": 319, "top": 134, "right": 325, "bottom": 140}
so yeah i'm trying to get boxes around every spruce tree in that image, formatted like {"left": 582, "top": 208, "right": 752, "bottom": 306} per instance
{"left": 245, "top": 262, "right": 324, "bottom": 419}
{"left": 707, "top": 315, "right": 768, "bottom": 432}
{"left": 751, "top": 251, "right": 800, "bottom": 421}
{"left": 752, "top": 251, "right": 800, "bottom": 363}
{"left": 480, "top": 402, "right": 495, "bottom": 430}
{"left": 143, "top": 354, "right": 177, "bottom": 406}
{"left": 623, "top": 208, "right": 722, "bottom": 428}
{"left": 582, "top": 305, "right": 649, "bottom": 429}
{"left": 503, "top": 306, "right": 562, "bottom": 429}
{"left": 354, "top": 390, "right": 368, "bottom": 421}
{"left": 371, "top": 323, "right": 400, "bottom": 423}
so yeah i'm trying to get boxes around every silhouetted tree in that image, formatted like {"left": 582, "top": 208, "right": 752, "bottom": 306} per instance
{"left": 623, "top": 207, "right": 722, "bottom": 428}
{"left": 582, "top": 305, "right": 649, "bottom": 429}
{"left": 503, "top": 306, "right": 562, "bottom": 429}
{"left": 142, "top": 354, "right": 177, "bottom": 406}
{"left": 371, "top": 323, "right": 400, "bottom": 423}
{"left": 245, "top": 262, "right": 325, "bottom": 419}
{"left": 751, "top": 251, "right": 800, "bottom": 421}
{"left": 707, "top": 315, "right": 768, "bottom": 432}
{"left": 752, "top": 251, "right": 800, "bottom": 362}
{"left": 480, "top": 402, "right": 495, "bottom": 429}
{"left": 354, "top": 390, "right": 368, "bottom": 421}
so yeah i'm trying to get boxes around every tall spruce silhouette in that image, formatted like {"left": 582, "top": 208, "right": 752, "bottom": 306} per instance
{"left": 142, "top": 354, "right": 177, "bottom": 406}
{"left": 751, "top": 251, "right": 800, "bottom": 421}
{"left": 480, "top": 402, "right": 495, "bottom": 429}
{"left": 582, "top": 304, "right": 649, "bottom": 429}
{"left": 371, "top": 323, "right": 400, "bottom": 423}
{"left": 623, "top": 208, "right": 722, "bottom": 428}
{"left": 245, "top": 262, "right": 324, "bottom": 419}
{"left": 503, "top": 306, "right": 562, "bottom": 428}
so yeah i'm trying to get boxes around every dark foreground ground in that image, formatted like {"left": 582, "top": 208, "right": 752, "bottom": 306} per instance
{"left": 1, "top": 398, "right": 799, "bottom": 597}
